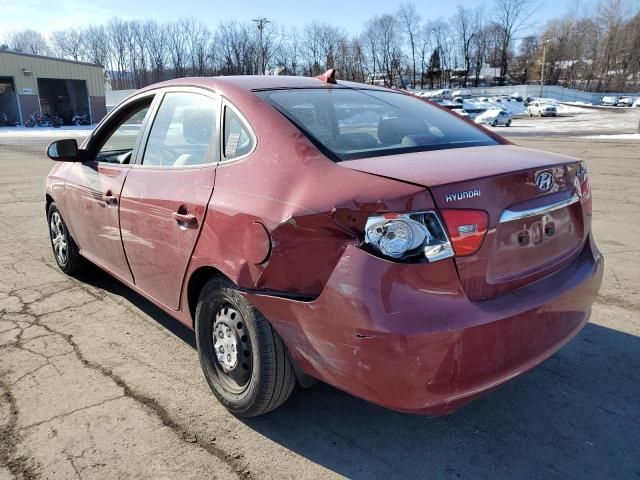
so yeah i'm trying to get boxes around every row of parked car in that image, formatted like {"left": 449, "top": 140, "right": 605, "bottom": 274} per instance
{"left": 600, "top": 96, "right": 640, "bottom": 107}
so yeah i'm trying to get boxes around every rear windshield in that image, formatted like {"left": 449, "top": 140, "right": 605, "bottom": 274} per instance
{"left": 256, "top": 88, "right": 498, "bottom": 161}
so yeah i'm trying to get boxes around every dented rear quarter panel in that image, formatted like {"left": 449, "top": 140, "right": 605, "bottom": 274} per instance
{"left": 185, "top": 87, "right": 437, "bottom": 298}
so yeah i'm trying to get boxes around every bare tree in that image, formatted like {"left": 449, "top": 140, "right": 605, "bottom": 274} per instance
{"left": 364, "top": 15, "right": 404, "bottom": 87}
{"left": 452, "top": 6, "right": 482, "bottom": 86}
{"left": 81, "top": 25, "right": 109, "bottom": 66}
{"left": 397, "top": 3, "right": 421, "bottom": 88}
{"left": 6, "top": 30, "right": 50, "bottom": 55}
{"left": 14, "top": 3, "right": 640, "bottom": 94}
{"left": 417, "top": 25, "right": 434, "bottom": 88}
{"left": 491, "top": 0, "right": 539, "bottom": 85}
{"left": 144, "top": 21, "right": 167, "bottom": 83}
{"left": 50, "top": 30, "right": 83, "bottom": 61}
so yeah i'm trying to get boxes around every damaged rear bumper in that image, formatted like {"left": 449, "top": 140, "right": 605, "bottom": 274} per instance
{"left": 244, "top": 236, "right": 604, "bottom": 415}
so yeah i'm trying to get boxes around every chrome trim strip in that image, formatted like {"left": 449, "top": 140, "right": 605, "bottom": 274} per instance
{"left": 499, "top": 192, "right": 580, "bottom": 224}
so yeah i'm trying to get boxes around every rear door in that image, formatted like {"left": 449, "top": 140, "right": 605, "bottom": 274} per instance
{"left": 118, "top": 88, "right": 220, "bottom": 309}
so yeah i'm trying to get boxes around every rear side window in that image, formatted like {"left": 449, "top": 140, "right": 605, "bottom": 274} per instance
{"left": 256, "top": 88, "right": 498, "bottom": 161}
{"left": 223, "top": 107, "right": 254, "bottom": 160}
{"left": 142, "top": 92, "right": 217, "bottom": 167}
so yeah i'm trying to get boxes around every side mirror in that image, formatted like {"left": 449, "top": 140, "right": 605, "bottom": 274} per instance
{"left": 47, "top": 139, "right": 79, "bottom": 162}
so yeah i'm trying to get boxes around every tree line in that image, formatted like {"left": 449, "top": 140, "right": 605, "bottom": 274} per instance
{"left": 2, "top": 0, "right": 639, "bottom": 93}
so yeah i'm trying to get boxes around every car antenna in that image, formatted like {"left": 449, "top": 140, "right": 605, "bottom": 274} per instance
{"left": 315, "top": 68, "right": 337, "bottom": 84}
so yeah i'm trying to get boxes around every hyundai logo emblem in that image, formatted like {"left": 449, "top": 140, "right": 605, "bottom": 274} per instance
{"left": 535, "top": 171, "right": 554, "bottom": 192}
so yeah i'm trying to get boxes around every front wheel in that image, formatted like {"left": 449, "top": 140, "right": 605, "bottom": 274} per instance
{"left": 491, "top": 120, "right": 498, "bottom": 127}
{"left": 47, "top": 203, "right": 83, "bottom": 274}
{"left": 195, "top": 277, "right": 296, "bottom": 417}
{"left": 506, "top": 119, "right": 512, "bottom": 127}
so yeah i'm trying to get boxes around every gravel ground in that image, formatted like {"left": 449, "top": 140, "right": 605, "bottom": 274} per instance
{"left": 0, "top": 128, "right": 638, "bottom": 480}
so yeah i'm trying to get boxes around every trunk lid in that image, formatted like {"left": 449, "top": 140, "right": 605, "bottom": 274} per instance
{"left": 341, "top": 145, "right": 591, "bottom": 300}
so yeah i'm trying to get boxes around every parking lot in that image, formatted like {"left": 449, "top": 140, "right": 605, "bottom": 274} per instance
{"left": 0, "top": 127, "right": 639, "bottom": 479}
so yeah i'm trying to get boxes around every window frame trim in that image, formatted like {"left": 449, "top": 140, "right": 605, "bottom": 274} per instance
{"left": 131, "top": 86, "right": 223, "bottom": 170}
{"left": 219, "top": 98, "right": 257, "bottom": 165}
{"left": 256, "top": 87, "right": 501, "bottom": 162}
{"left": 81, "top": 91, "right": 159, "bottom": 165}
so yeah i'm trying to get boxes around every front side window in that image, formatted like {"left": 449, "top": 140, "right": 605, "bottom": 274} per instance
{"left": 97, "top": 100, "right": 151, "bottom": 163}
{"left": 143, "top": 92, "right": 218, "bottom": 167}
{"left": 256, "top": 88, "right": 498, "bottom": 161}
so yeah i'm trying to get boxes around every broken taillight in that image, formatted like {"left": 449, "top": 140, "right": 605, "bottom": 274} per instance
{"left": 363, "top": 209, "right": 488, "bottom": 262}
{"left": 577, "top": 162, "right": 592, "bottom": 216}
{"left": 440, "top": 209, "right": 489, "bottom": 256}
{"left": 364, "top": 211, "right": 454, "bottom": 262}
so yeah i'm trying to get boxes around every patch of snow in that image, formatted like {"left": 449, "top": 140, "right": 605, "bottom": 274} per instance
{"left": 0, "top": 125, "right": 94, "bottom": 137}
{"left": 582, "top": 133, "right": 640, "bottom": 140}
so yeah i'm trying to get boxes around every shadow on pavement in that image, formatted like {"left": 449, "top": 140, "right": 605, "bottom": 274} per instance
{"left": 75, "top": 266, "right": 639, "bottom": 479}
{"left": 245, "top": 321, "right": 639, "bottom": 480}
{"left": 74, "top": 263, "right": 196, "bottom": 349}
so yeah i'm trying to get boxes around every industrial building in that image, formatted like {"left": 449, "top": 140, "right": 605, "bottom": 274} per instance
{"left": 0, "top": 50, "right": 106, "bottom": 126}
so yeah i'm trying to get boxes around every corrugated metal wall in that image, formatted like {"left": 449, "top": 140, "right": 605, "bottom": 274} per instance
{"left": 0, "top": 51, "right": 104, "bottom": 96}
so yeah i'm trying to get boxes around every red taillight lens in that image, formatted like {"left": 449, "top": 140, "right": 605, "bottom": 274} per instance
{"left": 440, "top": 209, "right": 489, "bottom": 256}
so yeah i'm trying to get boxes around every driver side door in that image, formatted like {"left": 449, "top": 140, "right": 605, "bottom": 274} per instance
{"left": 64, "top": 93, "right": 156, "bottom": 283}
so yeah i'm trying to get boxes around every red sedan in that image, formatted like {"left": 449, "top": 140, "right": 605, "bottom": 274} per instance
{"left": 45, "top": 72, "right": 603, "bottom": 417}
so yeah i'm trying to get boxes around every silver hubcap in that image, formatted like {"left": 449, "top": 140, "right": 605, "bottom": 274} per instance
{"left": 214, "top": 321, "right": 238, "bottom": 371}
{"left": 50, "top": 212, "right": 68, "bottom": 266}
{"left": 210, "top": 304, "right": 253, "bottom": 390}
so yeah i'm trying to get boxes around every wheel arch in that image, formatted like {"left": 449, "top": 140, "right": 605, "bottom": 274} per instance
{"left": 45, "top": 194, "right": 55, "bottom": 215}
{"left": 185, "top": 264, "right": 318, "bottom": 388}
{"left": 186, "top": 265, "right": 227, "bottom": 328}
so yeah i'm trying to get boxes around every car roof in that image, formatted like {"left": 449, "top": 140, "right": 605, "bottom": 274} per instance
{"left": 136, "top": 75, "right": 390, "bottom": 94}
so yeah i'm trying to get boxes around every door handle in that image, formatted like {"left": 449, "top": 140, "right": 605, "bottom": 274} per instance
{"left": 101, "top": 191, "right": 118, "bottom": 206}
{"left": 173, "top": 208, "right": 198, "bottom": 228}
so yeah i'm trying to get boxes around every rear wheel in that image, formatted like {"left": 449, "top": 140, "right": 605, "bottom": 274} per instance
{"left": 195, "top": 277, "right": 296, "bottom": 417}
{"left": 491, "top": 119, "right": 498, "bottom": 127}
{"left": 506, "top": 119, "right": 512, "bottom": 127}
{"left": 47, "top": 203, "right": 83, "bottom": 274}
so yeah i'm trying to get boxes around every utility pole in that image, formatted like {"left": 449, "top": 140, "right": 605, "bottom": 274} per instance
{"left": 540, "top": 39, "right": 549, "bottom": 98}
{"left": 252, "top": 17, "right": 271, "bottom": 75}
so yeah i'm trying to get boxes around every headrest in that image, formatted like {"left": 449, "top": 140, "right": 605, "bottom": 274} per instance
{"left": 336, "top": 132, "right": 378, "bottom": 150}
{"left": 377, "top": 117, "right": 424, "bottom": 145}
{"left": 182, "top": 107, "right": 214, "bottom": 144}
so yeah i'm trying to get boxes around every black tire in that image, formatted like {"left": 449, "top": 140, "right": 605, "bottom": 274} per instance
{"left": 47, "top": 202, "right": 83, "bottom": 275}
{"left": 195, "top": 277, "right": 296, "bottom": 417}
{"left": 491, "top": 120, "right": 498, "bottom": 127}
{"left": 506, "top": 119, "right": 512, "bottom": 127}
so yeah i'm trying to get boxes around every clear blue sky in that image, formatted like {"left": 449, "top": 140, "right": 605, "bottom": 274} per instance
{"left": 0, "top": 0, "right": 594, "bottom": 37}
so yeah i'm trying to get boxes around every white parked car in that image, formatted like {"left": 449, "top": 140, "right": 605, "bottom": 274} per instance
{"left": 426, "top": 89, "right": 452, "bottom": 99}
{"left": 475, "top": 108, "right": 513, "bottom": 127}
{"left": 528, "top": 101, "right": 558, "bottom": 117}
{"left": 601, "top": 96, "right": 619, "bottom": 106}
{"left": 452, "top": 89, "right": 472, "bottom": 98}
{"left": 617, "top": 96, "right": 636, "bottom": 107}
